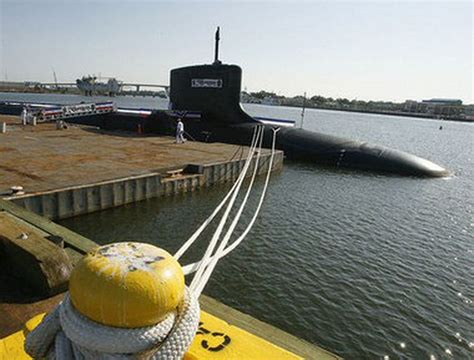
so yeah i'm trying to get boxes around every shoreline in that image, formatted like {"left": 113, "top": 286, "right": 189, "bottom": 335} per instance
{"left": 262, "top": 103, "right": 474, "bottom": 123}
{"left": 1, "top": 89, "right": 472, "bottom": 124}
{"left": 0, "top": 88, "right": 165, "bottom": 98}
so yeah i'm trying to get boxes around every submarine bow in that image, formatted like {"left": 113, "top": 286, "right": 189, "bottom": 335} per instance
{"left": 169, "top": 62, "right": 449, "bottom": 177}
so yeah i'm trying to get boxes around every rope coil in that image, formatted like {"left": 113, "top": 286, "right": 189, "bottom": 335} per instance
{"left": 25, "top": 289, "right": 199, "bottom": 359}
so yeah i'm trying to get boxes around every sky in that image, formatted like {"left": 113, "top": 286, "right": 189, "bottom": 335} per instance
{"left": 0, "top": 1, "right": 472, "bottom": 103}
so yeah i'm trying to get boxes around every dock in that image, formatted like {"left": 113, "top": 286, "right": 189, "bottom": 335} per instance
{"left": 0, "top": 116, "right": 282, "bottom": 220}
{"left": 0, "top": 198, "right": 340, "bottom": 359}
{"left": 0, "top": 115, "right": 340, "bottom": 359}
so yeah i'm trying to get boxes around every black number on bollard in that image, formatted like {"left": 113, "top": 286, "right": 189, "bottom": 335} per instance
{"left": 196, "top": 323, "right": 232, "bottom": 352}
{"left": 201, "top": 332, "right": 231, "bottom": 352}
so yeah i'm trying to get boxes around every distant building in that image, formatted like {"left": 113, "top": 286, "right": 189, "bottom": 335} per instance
{"left": 421, "top": 98, "right": 462, "bottom": 106}
{"left": 404, "top": 98, "right": 463, "bottom": 117}
{"left": 463, "top": 105, "right": 474, "bottom": 120}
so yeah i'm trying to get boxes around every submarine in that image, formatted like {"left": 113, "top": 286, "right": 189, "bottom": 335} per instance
{"left": 155, "top": 30, "right": 449, "bottom": 177}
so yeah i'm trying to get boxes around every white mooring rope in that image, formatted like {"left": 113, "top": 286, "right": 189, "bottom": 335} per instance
{"left": 188, "top": 126, "right": 264, "bottom": 296}
{"left": 182, "top": 127, "right": 279, "bottom": 278}
{"left": 26, "top": 289, "right": 200, "bottom": 359}
{"left": 25, "top": 125, "right": 279, "bottom": 359}
{"left": 173, "top": 126, "right": 261, "bottom": 261}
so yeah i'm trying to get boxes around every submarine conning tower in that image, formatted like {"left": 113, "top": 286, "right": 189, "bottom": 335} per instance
{"left": 170, "top": 26, "right": 255, "bottom": 125}
{"left": 170, "top": 63, "right": 256, "bottom": 124}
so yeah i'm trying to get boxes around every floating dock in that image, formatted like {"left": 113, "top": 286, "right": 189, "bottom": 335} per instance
{"left": 0, "top": 117, "right": 282, "bottom": 220}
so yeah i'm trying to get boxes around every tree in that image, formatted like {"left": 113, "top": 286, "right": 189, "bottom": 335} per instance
{"left": 310, "top": 95, "right": 327, "bottom": 104}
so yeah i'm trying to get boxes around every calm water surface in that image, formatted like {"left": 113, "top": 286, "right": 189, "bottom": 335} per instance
{"left": 2, "top": 93, "right": 472, "bottom": 359}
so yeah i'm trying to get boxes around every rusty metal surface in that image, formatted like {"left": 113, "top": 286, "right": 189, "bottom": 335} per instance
{"left": 0, "top": 115, "right": 21, "bottom": 125}
{"left": 0, "top": 119, "right": 263, "bottom": 195}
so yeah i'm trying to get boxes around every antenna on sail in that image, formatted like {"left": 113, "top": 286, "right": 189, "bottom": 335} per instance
{"left": 300, "top": 92, "right": 307, "bottom": 128}
{"left": 213, "top": 26, "right": 222, "bottom": 65}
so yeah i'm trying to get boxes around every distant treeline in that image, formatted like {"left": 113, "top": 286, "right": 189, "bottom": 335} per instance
{"left": 242, "top": 90, "right": 473, "bottom": 121}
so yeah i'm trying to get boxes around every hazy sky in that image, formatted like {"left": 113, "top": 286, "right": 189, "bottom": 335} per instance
{"left": 1, "top": 1, "right": 472, "bottom": 103}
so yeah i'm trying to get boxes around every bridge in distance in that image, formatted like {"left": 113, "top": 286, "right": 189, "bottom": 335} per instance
{"left": 42, "top": 82, "right": 169, "bottom": 94}
{"left": 0, "top": 81, "right": 169, "bottom": 97}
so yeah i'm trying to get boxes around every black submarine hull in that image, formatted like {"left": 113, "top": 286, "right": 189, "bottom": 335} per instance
{"left": 161, "top": 119, "right": 447, "bottom": 177}
{"left": 168, "top": 63, "right": 449, "bottom": 177}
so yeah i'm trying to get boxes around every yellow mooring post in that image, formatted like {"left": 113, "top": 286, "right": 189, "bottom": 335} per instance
{"left": 69, "top": 242, "right": 185, "bottom": 328}
{"left": 1, "top": 242, "right": 311, "bottom": 359}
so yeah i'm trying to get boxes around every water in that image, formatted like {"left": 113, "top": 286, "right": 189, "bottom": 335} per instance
{"left": 0, "top": 91, "right": 169, "bottom": 110}
{"left": 2, "top": 93, "right": 472, "bottom": 358}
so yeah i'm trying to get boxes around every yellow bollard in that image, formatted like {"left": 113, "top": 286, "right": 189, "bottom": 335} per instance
{"left": 69, "top": 242, "right": 185, "bottom": 328}
{"left": 1, "top": 241, "right": 308, "bottom": 360}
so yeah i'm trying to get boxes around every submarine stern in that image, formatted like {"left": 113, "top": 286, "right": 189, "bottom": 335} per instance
{"left": 276, "top": 127, "right": 450, "bottom": 177}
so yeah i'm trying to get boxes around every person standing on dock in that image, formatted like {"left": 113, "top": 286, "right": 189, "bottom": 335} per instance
{"left": 176, "top": 118, "right": 185, "bottom": 143}
{"left": 21, "top": 107, "right": 28, "bottom": 125}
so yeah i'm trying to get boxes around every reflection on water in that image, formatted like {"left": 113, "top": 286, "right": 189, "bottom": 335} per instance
{"left": 3, "top": 93, "right": 471, "bottom": 358}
